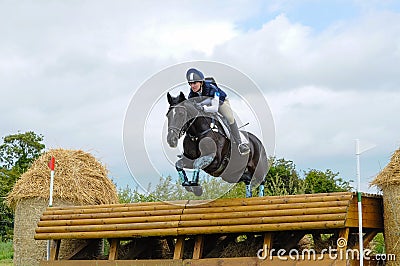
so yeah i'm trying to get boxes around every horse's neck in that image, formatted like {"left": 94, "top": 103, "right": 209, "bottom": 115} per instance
{"left": 184, "top": 103, "right": 219, "bottom": 133}
{"left": 186, "top": 116, "right": 210, "bottom": 134}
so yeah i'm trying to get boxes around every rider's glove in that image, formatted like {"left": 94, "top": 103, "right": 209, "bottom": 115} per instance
{"left": 195, "top": 103, "right": 204, "bottom": 111}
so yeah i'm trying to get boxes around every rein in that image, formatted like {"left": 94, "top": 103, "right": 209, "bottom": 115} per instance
{"left": 167, "top": 101, "right": 226, "bottom": 142}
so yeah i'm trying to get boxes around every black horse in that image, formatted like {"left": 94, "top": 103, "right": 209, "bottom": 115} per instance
{"left": 166, "top": 92, "right": 268, "bottom": 197}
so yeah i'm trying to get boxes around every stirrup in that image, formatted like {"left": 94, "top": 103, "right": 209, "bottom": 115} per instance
{"left": 238, "top": 143, "right": 250, "bottom": 155}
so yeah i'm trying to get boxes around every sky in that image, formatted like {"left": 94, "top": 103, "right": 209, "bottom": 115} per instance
{"left": 1, "top": 0, "right": 400, "bottom": 194}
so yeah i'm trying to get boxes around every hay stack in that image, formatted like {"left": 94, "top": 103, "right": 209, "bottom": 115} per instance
{"left": 371, "top": 148, "right": 400, "bottom": 265}
{"left": 7, "top": 149, "right": 119, "bottom": 266}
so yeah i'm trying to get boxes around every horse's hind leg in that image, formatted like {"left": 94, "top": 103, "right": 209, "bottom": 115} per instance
{"left": 258, "top": 181, "right": 265, "bottom": 197}
{"left": 245, "top": 181, "right": 252, "bottom": 198}
{"left": 240, "top": 171, "right": 253, "bottom": 198}
{"left": 244, "top": 179, "right": 265, "bottom": 197}
{"left": 251, "top": 154, "right": 268, "bottom": 197}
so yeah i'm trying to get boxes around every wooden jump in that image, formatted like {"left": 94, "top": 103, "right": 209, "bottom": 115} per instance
{"left": 35, "top": 192, "right": 384, "bottom": 265}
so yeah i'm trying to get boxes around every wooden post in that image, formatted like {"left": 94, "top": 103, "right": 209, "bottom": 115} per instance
{"left": 108, "top": 239, "right": 119, "bottom": 260}
{"left": 49, "top": 239, "right": 60, "bottom": 260}
{"left": 350, "top": 230, "right": 379, "bottom": 250}
{"left": 193, "top": 235, "right": 204, "bottom": 259}
{"left": 63, "top": 240, "right": 91, "bottom": 260}
{"left": 338, "top": 228, "right": 349, "bottom": 261}
{"left": 262, "top": 232, "right": 273, "bottom": 258}
{"left": 173, "top": 237, "right": 185, "bottom": 260}
{"left": 363, "top": 230, "right": 378, "bottom": 248}
{"left": 338, "top": 228, "right": 349, "bottom": 245}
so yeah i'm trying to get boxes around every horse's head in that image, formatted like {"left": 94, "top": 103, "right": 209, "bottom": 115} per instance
{"left": 166, "top": 92, "right": 188, "bottom": 148}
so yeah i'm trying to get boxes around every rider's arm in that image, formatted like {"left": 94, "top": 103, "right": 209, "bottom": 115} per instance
{"left": 202, "top": 92, "right": 220, "bottom": 113}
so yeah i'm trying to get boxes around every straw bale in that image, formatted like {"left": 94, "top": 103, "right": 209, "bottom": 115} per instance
{"left": 7, "top": 148, "right": 118, "bottom": 266}
{"left": 371, "top": 148, "right": 400, "bottom": 266}
{"left": 6, "top": 148, "right": 118, "bottom": 207}
{"left": 371, "top": 149, "right": 400, "bottom": 187}
{"left": 13, "top": 198, "right": 103, "bottom": 265}
{"left": 378, "top": 185, "right": 400, "bottom": 266}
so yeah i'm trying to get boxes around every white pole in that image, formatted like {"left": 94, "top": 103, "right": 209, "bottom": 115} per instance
{"left": 356, "top": 139, "right": 364, "bottom": 265}
{"left": 47, "top": 156, "right": 55, "bottom": 260}
{"left": 49, "top": 169, "right": 54, "bottom": 207}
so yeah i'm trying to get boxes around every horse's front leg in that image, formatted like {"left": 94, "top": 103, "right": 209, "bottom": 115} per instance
{"left": 190, "top": 137, "right": 216, "bottom": 186}
{"left": 175, "top": 156, "right": 193, "bottom": 186}
{"left": 191, "top": 153, "right": 215, "bottom": 186}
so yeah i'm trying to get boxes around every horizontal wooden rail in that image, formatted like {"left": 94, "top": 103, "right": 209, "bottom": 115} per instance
{"left": 39, "top": 202, "right": 348, "bottom": 223}
{"left": 36, "top": 213, "right": 346, "bottom": 234}
{"left": 37, "top": 206, "right": 347, "bottom": 227}
{"left": 35, "top": 192, "right": 383, "bottom": 241}
{"left": 43, "top": 192, "right": 352, "bottom": 215}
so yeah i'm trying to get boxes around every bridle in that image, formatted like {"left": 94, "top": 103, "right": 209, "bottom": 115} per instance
{"left": 166, "top": 105, "right": 188, "bottom": 139}
{"left": 167, "top": 101, "right": 220, "bottom": 142}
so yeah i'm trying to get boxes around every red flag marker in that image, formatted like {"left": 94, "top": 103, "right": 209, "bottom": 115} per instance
{"left": 48, "top": 156, "right": 55, "bottom": 171}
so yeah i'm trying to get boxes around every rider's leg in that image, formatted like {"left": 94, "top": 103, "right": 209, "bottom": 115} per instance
{"left": 229, "top": 121, "right": 250, "bottom": 155}
{"left": 219, "top": 100, "right": 250, "bottom": 155}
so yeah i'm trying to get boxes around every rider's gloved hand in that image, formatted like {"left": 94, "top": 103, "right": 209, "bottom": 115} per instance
{"left": 195, "top": 103, "right": 204, "bottom": 111}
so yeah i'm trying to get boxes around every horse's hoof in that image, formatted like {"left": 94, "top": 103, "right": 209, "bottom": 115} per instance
{"left": 184, "top": 186, "right": 193, "bottom": 192}
{"left": 192, "top": 186, "right": 203, "bottom": 196}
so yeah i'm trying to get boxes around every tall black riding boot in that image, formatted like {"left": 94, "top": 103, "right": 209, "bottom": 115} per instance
{"left": 229, "top": 121, "right": 250, "bottom": 155}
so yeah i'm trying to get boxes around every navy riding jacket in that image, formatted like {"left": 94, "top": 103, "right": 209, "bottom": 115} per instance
{"left": 188, "top": 81, "right": 227, "bottom": 103}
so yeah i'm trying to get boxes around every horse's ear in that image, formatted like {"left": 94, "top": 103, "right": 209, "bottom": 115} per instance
{"left": 179, "top": 91, "right": 186, "bottom": 101}
{"left": 167, "top": 92, "right": 172, "bottom": 104}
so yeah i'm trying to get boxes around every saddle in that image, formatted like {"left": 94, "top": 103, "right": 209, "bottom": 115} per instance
{"left": 209, "top": 113, "right": 249, "bottom": 145}
{"left": 190, "top": 100, "right": 249, "bottom": 144}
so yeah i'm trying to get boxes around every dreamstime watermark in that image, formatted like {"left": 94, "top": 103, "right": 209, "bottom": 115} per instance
{"left": 257, "top": 238, "right": 396, "bottom": 262}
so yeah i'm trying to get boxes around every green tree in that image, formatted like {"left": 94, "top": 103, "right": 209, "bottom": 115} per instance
{"left": 304, "top": 169, "right": 352, "bottom": 194}
{"left": 0, "top": 131, "right": 45, "bottom": 241}
{"left": 118, "top": 184, "right": 157, "bottom": 203}
{"left": 117, "top": 157, "right": 352, "bottom": 205}
{"left": 117, "top": 175, "right": 247, "bottom": 203}
{"left": 264, "top": 157, "right": 304, "bottom": 196}
{"left": 0, "top": 131, "right": 45, "bottom": 173}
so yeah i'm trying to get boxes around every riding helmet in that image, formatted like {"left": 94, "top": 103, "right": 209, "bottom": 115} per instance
{"left": 186, "top": 68, "right": 204, "bottom": 83}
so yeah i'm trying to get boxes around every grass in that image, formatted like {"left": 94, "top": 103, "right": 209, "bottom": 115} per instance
{"left": 0, "top": 260, "right": 13, "bottom": 266}
{"left": 0, "top": 241, "right": 13, "bottom": 261}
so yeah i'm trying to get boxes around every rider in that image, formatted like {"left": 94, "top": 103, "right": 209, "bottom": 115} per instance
{"left": 186, "top": 68, "right": 250, "bottom": 155}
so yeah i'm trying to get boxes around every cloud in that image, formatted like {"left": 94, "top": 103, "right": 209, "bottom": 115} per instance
{"left": 213, "top": 12, "right": 400, "bottom": 91}
{"left": 269, "top": 86, "right": 400, "bottom": 155}
{"left": 1, "top": 1, "right": 400, "bottom": 193}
